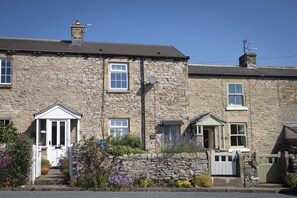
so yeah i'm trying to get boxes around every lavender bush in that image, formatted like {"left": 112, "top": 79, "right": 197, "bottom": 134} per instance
{"left": 109, "top": 173, "right": 135, "bottom": 189}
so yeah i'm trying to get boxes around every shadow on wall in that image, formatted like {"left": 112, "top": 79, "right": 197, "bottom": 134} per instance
{"left": 24, "top": 120, "right": 36, "bottom": 142}
{"left": 136, "top": 83, "right": 154, "bottom": 96}
{"left": 272, "top": 128, "right": 287, "bottom": 154}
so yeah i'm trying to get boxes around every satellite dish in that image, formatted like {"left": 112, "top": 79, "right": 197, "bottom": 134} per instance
{"left": 149, "top": 75, "right": 158, "bottom": 84}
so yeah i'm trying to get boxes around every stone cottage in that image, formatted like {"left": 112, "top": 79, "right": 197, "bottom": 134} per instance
{"left": 1, "top": 21, "right": 297, "bottom": 167}
{"left": 0, "top": 21, "right": 189, "bottom": 166}
{"left": 188, "top": 53, "right": 297, "bottom": 153}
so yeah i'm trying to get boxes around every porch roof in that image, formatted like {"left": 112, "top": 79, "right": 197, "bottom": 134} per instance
{"left": 191, "top": 113, "right": 225, "bottom": 126}
{"left": 34, "top": 103, "right": 82, "bottom": 120}
{"left": 160, "top": 120, "right": 184, "bottom": 126}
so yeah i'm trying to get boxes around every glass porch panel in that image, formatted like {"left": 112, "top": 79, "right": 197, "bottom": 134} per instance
{"left": 51, "top": 121, "right": 57, "bottom": 146}
{"left": 60, "top": 121, "right": 65, "bottom": 146}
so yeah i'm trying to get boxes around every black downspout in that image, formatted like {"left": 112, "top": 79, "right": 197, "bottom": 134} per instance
{"left": 140, "top": 57, "right": 146, "bottom": 150}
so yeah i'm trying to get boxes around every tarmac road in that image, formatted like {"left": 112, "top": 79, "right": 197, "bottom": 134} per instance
{"left": 0, "top": 191, "right": 296, "bottom": 198}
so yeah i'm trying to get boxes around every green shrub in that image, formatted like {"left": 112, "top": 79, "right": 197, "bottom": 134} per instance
{"left": 0, "top": 122, "right": 18, "bottom": 144}
{"left": 161, "top": 138, "right": 202, "bottom": 154}
{"left": 110, "top": 134, "right": 142, "bottom": 149}
{"left": 108, "top": 134, "right": 145, "bottom": 156}
{"left": 192, "top": 174, "right": 212, "bottom": 188}
{"left": 75, "top": 171, "right": 108, "bottom": 189}
{"left": 285, "top": 173, "right": 297, "bottom": 189}
{"left": 135, "top": 176, "right": 154, "bottom": 188}
{"left": 58, "top": 156, "right": 69, "bottom": 176}
{"left": 0, "top": 133, "right": 33, "bottom": 187}
{"left": 109, "top": 145, "right": 146, "bottom": 156}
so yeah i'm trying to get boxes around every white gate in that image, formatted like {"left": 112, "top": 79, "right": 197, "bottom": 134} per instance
{"left": 211, "top": 150, "right": 237, "bottom": 176}
{"left": 31, "top": 145, "right": 41, "bottom": 184}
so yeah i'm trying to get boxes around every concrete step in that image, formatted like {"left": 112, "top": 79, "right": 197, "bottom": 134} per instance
{"left": 212, "top": 177, "right": 243, "bottom": 187}
{"left": 258, "top": 183, "right": 284, "bottom": 188}
{"left": 35, "top": 168, "right": 68, "bottom": 185}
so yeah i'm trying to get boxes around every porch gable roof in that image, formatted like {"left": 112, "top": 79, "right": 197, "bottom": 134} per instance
{"left": 191, "top": 113, "right": 225, "bottom": 126}
{"left": 34, "top": 103, "right": 82, "bottom": 120}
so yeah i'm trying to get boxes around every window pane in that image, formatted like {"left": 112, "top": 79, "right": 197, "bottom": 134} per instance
{"left": 6, "top": 68, "right": 11, "bottom": 75}
{"left": 1, "top": 76, "right": 5, "bottom": 83}
{"left": 6, "top": 76, "right": 11, "bottom": 83}
{"left": 231, "top": 136, "right": 237, "bottom": 146}
{"left": 238, "top": 124, "right": 245, "bottom": 134}
{"left": 231, "top": 125, "right": 237, "bottom": 134}
{"left": 7, "top": 60, "right": 11, "bottom": 68}
{"left": 236, "top": 84, "right": 242, "bottom": 93}
{"left": 228, "top": 84, "right": 235, "bottom": 93}
{"left": 235, "top": 95, "right": 243, "bottom": 105}
{"left": 1, "top": 68, "right": 5, "bottom": 74}
{"left": 60, "top": 122, "right": 65, "bottom": 146}
{"left": 111, "top": 81, "right": 115, "bottom": 88}
{"left": 111, "top": 73, "right": 115, "bottom": 80}
{"left": 238, "top": 136, "right": 246, "bottom": 146}
{"left": 229, "top": 96, "right": 235, "bottom": 105}
{"left": 122, "top": 73, "right": 126, "bottom": 81}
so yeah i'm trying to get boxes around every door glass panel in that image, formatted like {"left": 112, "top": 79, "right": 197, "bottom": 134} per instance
{"left": 51, "top": 121, "right": 57, "bottom": 146}
{"left": 60, "top": 121, "right": 65, "bottom": 146}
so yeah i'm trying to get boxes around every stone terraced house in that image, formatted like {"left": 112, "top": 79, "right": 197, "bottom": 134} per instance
{"left": 0, "top": 21, "right": 189, "bottom": 166}
{"left": 0, "top": 21, "right": 297, "bottom": 166}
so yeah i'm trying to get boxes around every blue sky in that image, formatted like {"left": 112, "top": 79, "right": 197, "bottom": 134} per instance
{"left": 1, "top": 0, "right": 297, "bottom": 66}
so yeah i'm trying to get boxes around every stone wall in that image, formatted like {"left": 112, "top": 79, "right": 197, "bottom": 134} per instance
{"left": 0, "top": 53, "right": 188, "bottom": 151}
{"left": 71, "top": 146, "right": 208, "bottom": 182}
{"left": 187, "top": 76, "right": 297, "bottom": 153}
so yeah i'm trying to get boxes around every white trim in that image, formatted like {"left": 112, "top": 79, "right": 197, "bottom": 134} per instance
{"left": 226, "top": 106, "right": 248, "bottom": 111}
{"left": 77, "top": 119, "right": 80, "bottom": 142}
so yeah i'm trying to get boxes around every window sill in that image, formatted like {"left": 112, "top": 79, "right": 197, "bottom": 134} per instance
{"left": 228, "top": 147, "right": 250, "bottom": 153}
{"left": 0, "top": 84, "right": 12, "bottom": 89}
{"left": 226, "top": 106, "right": 248, "bottom": 111}
{"left": 107, "top": 90, "right": 131, "bottom": 94}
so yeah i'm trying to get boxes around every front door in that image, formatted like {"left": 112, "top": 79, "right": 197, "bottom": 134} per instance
{"left": 47, "top": 120, "right": 67, "bottom": 167}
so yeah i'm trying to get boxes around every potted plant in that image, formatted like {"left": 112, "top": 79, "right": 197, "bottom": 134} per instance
{"left": 41, "top": 159, "right": 51, "bottom": 175}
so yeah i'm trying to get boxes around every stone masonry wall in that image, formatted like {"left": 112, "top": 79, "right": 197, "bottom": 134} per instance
{"left": 188, "top": 76, "right": 297, "bottom": 153}
{"left": 71, "top": 146, "right": 208, "bottom": 182}
{"left": 0, "top": 53, "right": 188, "bottom": 151}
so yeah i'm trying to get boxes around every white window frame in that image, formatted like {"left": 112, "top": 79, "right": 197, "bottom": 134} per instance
{"left": 109, "top": 63, "right": 128, "bottom": 90}
{"left": 0, "top": 59, "right": 12, "bottom": 85}
{"left": 230, "top": 123, "right": 247, "bottom": 148}
{"left": 108, "top": 118, "right": 129, "bottom": 138}
{"left": 227, "top": 83, "right": 244, "bottom": 106}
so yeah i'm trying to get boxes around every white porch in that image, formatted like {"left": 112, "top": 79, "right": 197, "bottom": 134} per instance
{"left": 34, "top": 103, "right": 82, "bottom": 167}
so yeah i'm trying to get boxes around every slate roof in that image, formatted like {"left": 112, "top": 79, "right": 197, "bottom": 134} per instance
{"left": 0, "top": 37, "right": 188, "bottom": 60}
{"left": 189, "top": 65, "right": 297, "bottom": 78}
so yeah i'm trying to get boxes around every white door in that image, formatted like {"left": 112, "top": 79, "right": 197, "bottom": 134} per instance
{"left": 47, "top": 120, "right": 67, "bottom": 167}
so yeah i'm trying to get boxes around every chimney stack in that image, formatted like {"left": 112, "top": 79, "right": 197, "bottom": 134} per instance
{"left": 71, "top": 20, "right": 85, "bottom": 45}
{"left": 239, "top": 53, "right": 257, "bottom": 68}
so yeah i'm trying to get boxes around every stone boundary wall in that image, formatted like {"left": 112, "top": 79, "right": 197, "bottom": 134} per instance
{"left": 71, "top": 146, "right": 208, "bottom": 182}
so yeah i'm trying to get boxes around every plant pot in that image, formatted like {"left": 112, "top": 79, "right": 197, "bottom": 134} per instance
{"left": 41, "top": 165, "right": 49, "bottom": 175}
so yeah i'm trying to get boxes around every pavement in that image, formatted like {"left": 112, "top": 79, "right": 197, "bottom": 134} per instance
{"left": 0, "top": 185, "right": 296, "bottom": 194}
